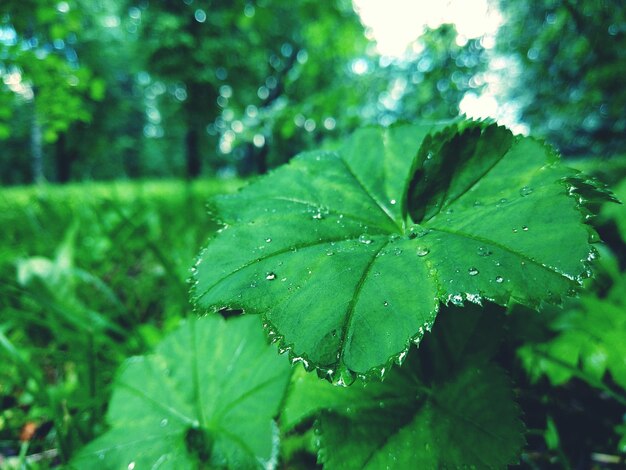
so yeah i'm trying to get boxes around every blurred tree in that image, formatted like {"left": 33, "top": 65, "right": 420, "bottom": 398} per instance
{"left": 369, "top": 24, "right": 487, "bottom": 125}
{"left": 220, "top": 22, "right": 486, "bottom": 175}
{"left": 0, "top": 0, "right": 105, "bottom": 182}
{"left": 138, "top": 0, "right": 368, "bottom": 177}
{"left": 496, "top": 0, "right": 626, "bottom": 156}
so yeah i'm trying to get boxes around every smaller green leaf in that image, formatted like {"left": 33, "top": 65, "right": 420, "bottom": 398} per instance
{"left": 71, "top": 315, "right": 291, "bottom": 470}
{"left": 518, "top": 277, "right": 626, "bottom": 390}
{"left": 282, "top": 306, "right": 524, "bottom": 469}
{"left": 317, "top": 364, "right": 523, "bottom": 469}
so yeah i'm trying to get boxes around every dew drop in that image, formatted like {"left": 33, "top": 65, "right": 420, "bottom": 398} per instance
{"left": 265, "top": 272, "right": 276, "bottom": 280}
{"left": 499, "top": 198, "right": 507, "bottom": 204}
{"left": 519, "top": 186, "right": 533, "bottom": 197}
{"left": 393, "top": 248, "right": 403, "bottom": 256}
{"left": 160, "top": 418, "right": 169, "bottom": 427}
{"left": 477, "top": 246, "right": 492, "bottom": 257}
{"left": 468, "top": 267, "right": 479, "bottom": 276}
{"left": 416, "top": 246, "right": 430, "bottom": 257}
{"left": 312, "top": 212, "right": 323, "bottom": 220}
{"left": 512, "top": 228, "right": 518, "bottom": 233}
{"left": 395, "top": 350, "right": 407, "bottom": 365}
{"left": 495, "top": 276, "right": 504, "bottom": 283}
{"left": 390, "top": 199, "right": 397, "bottom": 205}
{"left": 449, "top": 294, "right": 464, "bottom": 306}
{"left": 358, "top": 234, "right": 373, "bottom": 245}
{"left": 333, "top": 366, "right": 356, "bottom": 387}
{"left": 265, "top": 237, "right": 272, "bottom": 243}
{"left": 326, "top": 251, "right": 334, "bottom": 256}
{"left": 128, "top": 462, "right": 136, "bottom": 470}
{"left": 383, "top": 301, "right": 389, "bottom": 307}
{"left": 522, "top": 225, "right": 529, "bottom": 231}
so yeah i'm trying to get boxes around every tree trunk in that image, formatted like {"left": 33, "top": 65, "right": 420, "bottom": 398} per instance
{"left": 185, "top": 127, "right": 201, "bottom": 179}
{"left": 55, "top": 133, "right": 73, "bottom": 183}
{"left": 30, "top": 93, "right": 44, "bottom": 183}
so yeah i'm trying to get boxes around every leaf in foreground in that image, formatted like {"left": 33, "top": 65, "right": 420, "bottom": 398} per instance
{"left": 71, "top": 315, "right": 291, "bottom": 469}
{"left": 193, "top": 120, "right": 606, "bottom": 380}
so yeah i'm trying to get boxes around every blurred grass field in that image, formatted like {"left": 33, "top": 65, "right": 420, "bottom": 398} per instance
{"left": 0, "top": 178, "right": 241, "bottom": 467}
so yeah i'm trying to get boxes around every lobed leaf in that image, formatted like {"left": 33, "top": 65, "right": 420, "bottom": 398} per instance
{"left": 70, "top": 315, "right": 291, "bottom": 470}
{"left": 193, "top": 120, "right": 601, "bottom": 380}
{"left": 282, "top": 306, "right": 525, "bottom": 469}
{"left": 316, "top": 364, "right": 523, "bottom": 469}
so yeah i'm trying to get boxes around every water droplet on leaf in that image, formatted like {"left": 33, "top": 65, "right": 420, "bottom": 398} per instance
{"left": 416, "top": 246, "right": 430, "bottom": 257}
{"left": 519, "top": 186, "right": 533, "bottom": 197}
{"left": 333, "top": 366, "right": 356, "bottom": 387}
{"left": 495, "top": 276, "right": 504, "bottom": 283}
{"left": 160, "top": 418, "right": 169, "bottom": 427}
{"left": 358, "top": 234, "right": 373, "bottom": 245}
{"left": 468, "top": 267, "right": 479, "bottom": 276}
{"left": 266, "top": 272, "right": 276, "bottom": 280}
{"left": 477, "top": 246, "right": 492, "bottom": 257}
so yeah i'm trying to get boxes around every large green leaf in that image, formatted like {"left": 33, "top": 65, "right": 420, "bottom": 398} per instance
{"left": 193, "top": 120, "right": 602, "bottom": 380}
{"left": 70, "top": 315, "right": 291, "bottom": 469}
{"left": 281, "top": 306, "right": 525, "bottom": 468}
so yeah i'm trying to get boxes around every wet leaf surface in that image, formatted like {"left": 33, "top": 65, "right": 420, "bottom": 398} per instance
{"left": 193, "top": 119, "right": 604, "bottom": 379}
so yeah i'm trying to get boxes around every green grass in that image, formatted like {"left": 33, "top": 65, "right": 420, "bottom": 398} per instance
{"left": 0, "top": 178, "right": 242, "bottom": 468}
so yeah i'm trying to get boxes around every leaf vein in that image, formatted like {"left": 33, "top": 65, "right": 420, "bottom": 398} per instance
{"left": 427, "top": 226, "right": 576, "bottom": 283}
{"left": 197, "top": 236, "right": 371, "bottom": 304}
{"left": 337, "top": 240, "right": 391, "bottom": 366}
{"left": 338, "top": 158, "right": 402, "bottom": 231}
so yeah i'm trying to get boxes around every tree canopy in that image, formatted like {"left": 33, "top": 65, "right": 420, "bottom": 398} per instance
{"left": 1, "top": 0, "right": 623, "bottom": 184}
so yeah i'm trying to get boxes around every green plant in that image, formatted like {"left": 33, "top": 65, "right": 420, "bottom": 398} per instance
{"left": 67, "top": 119, "right": 617, "bottom": 468}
